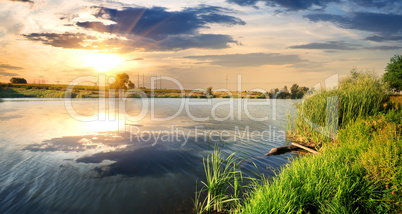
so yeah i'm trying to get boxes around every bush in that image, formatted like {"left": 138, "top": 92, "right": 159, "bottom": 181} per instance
{"left": 383, "top": 55, "right": 402, "bottom": 92}
{"left": 10, "top": 77, "right": 27, "bottom": 84}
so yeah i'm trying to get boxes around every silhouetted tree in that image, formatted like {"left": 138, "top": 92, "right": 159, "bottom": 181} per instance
{"left": 10, "top": 77, "right": 27, "bottom": 84}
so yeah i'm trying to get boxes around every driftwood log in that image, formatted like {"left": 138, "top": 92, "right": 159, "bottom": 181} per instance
{"left": 265, "top": 143, "right": 318, "bottom": 156}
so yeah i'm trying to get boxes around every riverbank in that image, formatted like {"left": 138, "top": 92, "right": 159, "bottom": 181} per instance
{"left": 237, "top": 72, "right": 401, "bottom": 213}
{"left": 235, "top": 115, "right": 401, "bottom": 213}
{"left": 0, "top": 83, "right": 299, "bottom": 99}
{"left": 195, "top": 72, "right": 401, "bottom": 213}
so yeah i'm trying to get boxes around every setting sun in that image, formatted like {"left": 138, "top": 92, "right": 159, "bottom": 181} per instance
{"left": 85, "top": 53, "right": 124, "bottom": 72}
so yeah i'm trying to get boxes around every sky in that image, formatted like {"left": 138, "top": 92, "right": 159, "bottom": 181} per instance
{"left": 0, "top": 0, "right": 401, "bottom": 90}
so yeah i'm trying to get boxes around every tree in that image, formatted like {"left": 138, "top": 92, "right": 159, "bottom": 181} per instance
{"left": 383, "top": 55, "right": 402, "bottom": 92}
{"left": 111, "top": 73, "right": 130, "bottom": 90}
{"left": 206, "top": 86, "right": 213, "bottom": 96}
{"left": 290, "top": 84, "right": 299, "bottom": 99}
{"left": 128, "top": 80, "right": 135, "bottom": 89}
{"left": 299, "top": 86, "right": 309, "bottom": 94}
{"left": 10, "top": 77, "right": 27, "bottom": 84}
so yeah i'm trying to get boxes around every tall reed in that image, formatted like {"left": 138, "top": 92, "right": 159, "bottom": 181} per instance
{"left": 291, "top": 71, "right": 389, "bottom": 145}
{"left": 194, "top": 143, "right": 257, "bottom": 213}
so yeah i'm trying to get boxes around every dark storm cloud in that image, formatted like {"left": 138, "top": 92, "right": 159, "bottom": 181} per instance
{"left": 184, "top": 53, "right": 306, "bottom": 67}
{"left": 289, "top": 41, "right": 361, "bottom": 50}
{"left": 77, "top": 5, "right": 245, "bottom": 40}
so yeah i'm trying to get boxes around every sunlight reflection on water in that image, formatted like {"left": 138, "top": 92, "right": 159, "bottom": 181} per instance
{"left": 0, "top": 98, "right": 298, "bottom": 213}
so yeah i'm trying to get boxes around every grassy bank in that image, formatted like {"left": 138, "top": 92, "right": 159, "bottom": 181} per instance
{"left": 0, "top": 83, "right": 311, "bottom": 99}
{"left": 0, "top": 83, "right": 270, "bottom": 99}
{"left": 0, "top": 83, "right": 100, "bottom": 98}
{"left": 195, "top": 71, "right": 401, "bottom": 213}
{"left": 234, "top": 115, "right": 401, "bottom": 213}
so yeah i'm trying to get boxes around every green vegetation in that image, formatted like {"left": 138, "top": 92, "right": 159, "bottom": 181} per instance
{"left": 195, "top": 70, "right": 402, "bottom": 213}
{"left": 291, "top": 70, "right": 390, "bottom": 145}
{"left": 383, "top": 54, "right": 402, "bottom": 92}
{"left": 110, "top": 73, "right": 135, "bottom": 90}
{"left": 194, "top": 143, "right": 260, "bottom": 213}
{"left": 0, "top": 83, "right": 309, "bottom": 99}
{"left": 194, "top": 144, "right": 245, "bottom": 213}
{"left": 0, "top": 83, "right": 101, "bottom": 98}
{"left": 270, "top": 84, "right": 309, "bottom": 99}
{"left": 234, "top": 115, "right": 401, "bottom": 213}
{"left": 10, "top": 77, "right": 27, "bottom": 84}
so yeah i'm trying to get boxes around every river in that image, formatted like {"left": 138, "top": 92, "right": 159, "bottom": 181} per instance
{"left": 0, "top": 98, "right": 297, "bottom": 213}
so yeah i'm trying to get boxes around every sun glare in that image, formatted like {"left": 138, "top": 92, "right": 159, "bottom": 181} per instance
{"left": 85, "top": 53, "right": 124, "bottom": 72}
{"left": 85, "top": 113, "right": 120, "bottom": 132}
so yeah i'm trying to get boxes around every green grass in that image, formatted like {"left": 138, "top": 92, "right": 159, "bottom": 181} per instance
{"left": 194, "top": 143, "right": 259, "bottom": 213}
{"left": 0, "top": 87, "right": 101, "bottom": 98}
{"left": 234, "top": 116, "right": 401, "bottom": 213}
{"left": 290, "top": 71, "right": 390, "bottom": 146}
{"left": 194, "top": 144, "right": 244, "bottom": 213}
{"left": 195, "top": 71, "right": 401, "bottom": 213}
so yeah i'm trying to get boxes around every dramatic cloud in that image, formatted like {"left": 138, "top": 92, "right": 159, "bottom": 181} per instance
{"left": 22, "top": 5, "right": 243, "bottom": 52}
{"left": 289, "top": 41, "right": 361, "bottom": 50}
{"left": 365, "top": 35, "right": 402, "bottom": 42}
{"left": 185, "top": 53, "right": 306, "bottom": 67}
{"left": 363, "top": 46, "right": 402, "bottom": 50}
{"left": 156, "top": 34, "right": 236, "bottom": 51}
{"left": 77, "top": 6, "right": 245, "bottom": 40}
{"left": 305, "top": 12, "right": 402, "bottom": 41}
{"left": 306, "top": 12, "right": 402, "bottom": 34}
{"left": 226, "top": 0, "right": 339, "bottom": 10}
{"left": 21, "top": 32, "right": 237, "bottom": 52}
{"left": 22, "top": 33, "right": 97, "bottom": 49}
{"left": 350, "top": 0, "right": 401, "bottom": 9}
{"left": 227, "top": 0, "right": 400, "bottom": 11}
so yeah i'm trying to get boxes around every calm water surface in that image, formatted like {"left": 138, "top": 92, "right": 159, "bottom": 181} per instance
{"left": 0, "top": 98, "right": 297, "bottom": 213}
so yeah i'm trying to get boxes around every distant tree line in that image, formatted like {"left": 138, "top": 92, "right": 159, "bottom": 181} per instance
{"left": 269, "top": 84, "right": 309, "bottom": 99}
